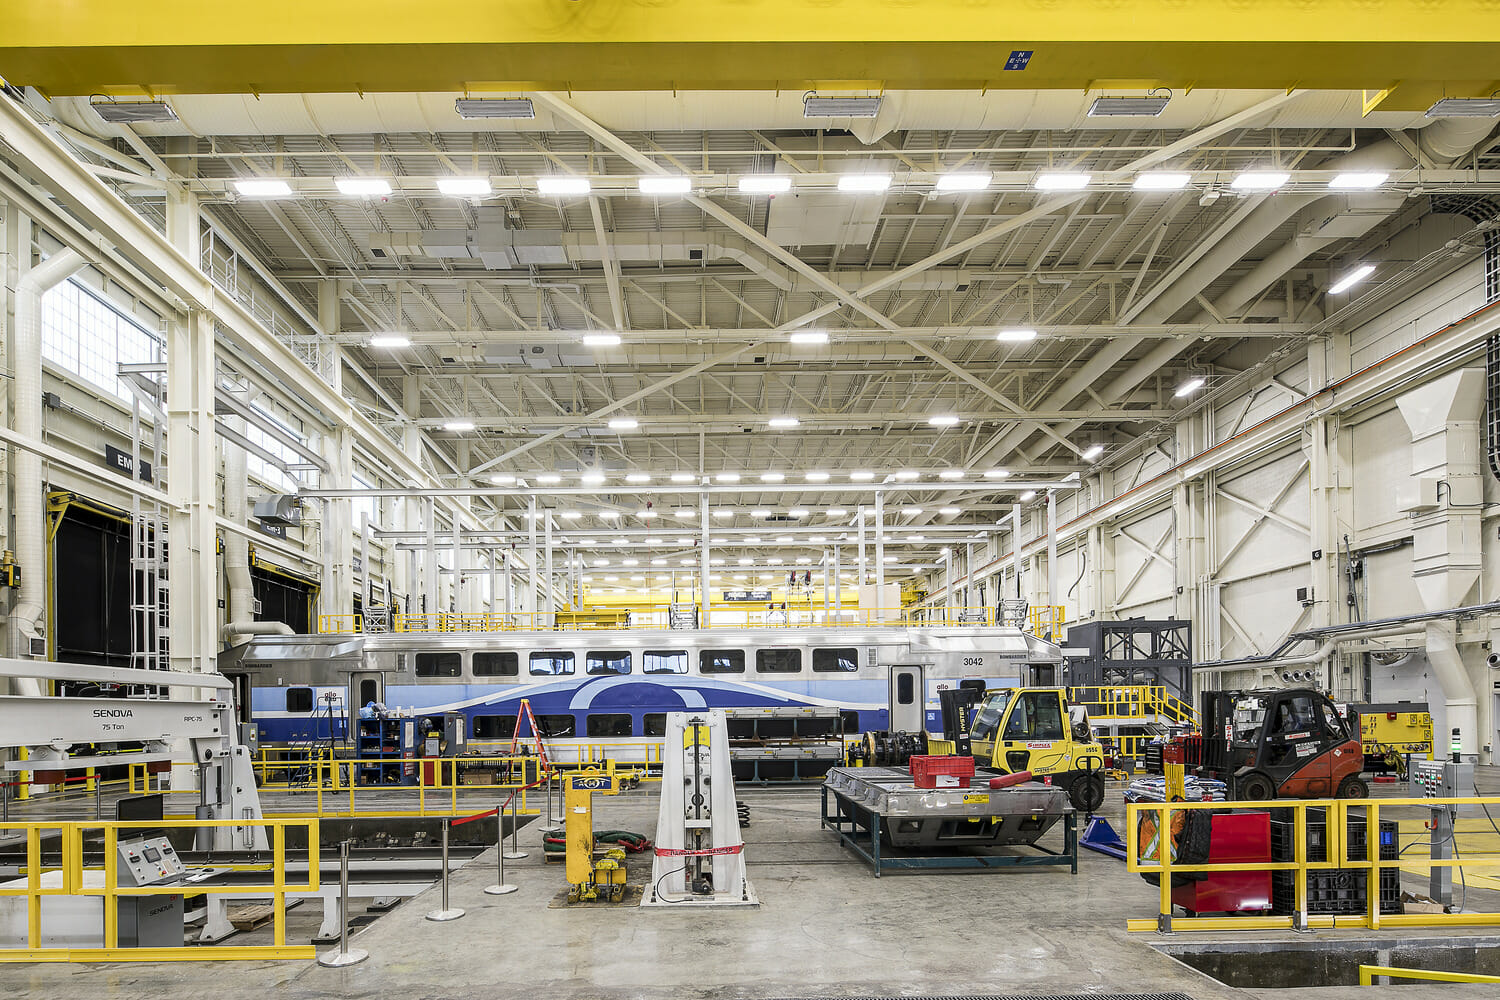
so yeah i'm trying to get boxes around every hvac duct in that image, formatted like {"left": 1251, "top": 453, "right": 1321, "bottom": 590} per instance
{"left": 1426, "top": 620, "right": 1478, "bottom": 756}
{"left": 9, "top": 248, "right": 83, "bottom": 692}
{"left": 220, "top": 621, "right": 294, "bottom": 641}
{"left": 221, "top": 415, "right": 256, "bottom": 643}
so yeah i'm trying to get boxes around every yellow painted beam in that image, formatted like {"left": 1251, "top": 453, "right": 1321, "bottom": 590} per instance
{"left": 1, "top": 1, "right": 1499, "bottom": 103}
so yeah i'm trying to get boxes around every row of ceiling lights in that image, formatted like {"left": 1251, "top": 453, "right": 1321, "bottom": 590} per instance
{"left": 233, "top": 168, "right": 1397, "bottom": 201}
{"left": 482, "top": 468, "right": 1045, "bottom": 486}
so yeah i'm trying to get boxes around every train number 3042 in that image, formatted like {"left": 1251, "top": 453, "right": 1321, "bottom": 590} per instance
{"left": 962, "top": 657, "right": 985, "bottom": 667}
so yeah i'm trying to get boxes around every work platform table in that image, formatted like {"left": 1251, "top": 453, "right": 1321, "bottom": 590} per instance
{"left": 821, "top": 766, "right": 1078, "bottom": 876}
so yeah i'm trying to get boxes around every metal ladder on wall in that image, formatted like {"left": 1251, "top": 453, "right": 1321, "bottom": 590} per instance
{"left": 121, "top": 363, "right": 169, "bottom": 678}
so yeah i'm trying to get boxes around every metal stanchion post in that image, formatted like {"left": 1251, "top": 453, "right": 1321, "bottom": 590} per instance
{"left": 425, "top": 819, "right": 465, "bottom": 921}
{"left": 503, "top": 793, "right": 527, "bottom": 860}
{"left": 95, "top": 776, "right": 102, "bottom": 821}
{"left": 484, "top": 802, "right": 517, "bottom": 895}
{"left": 318, "top": 840, "right": 369, "bottom": 967}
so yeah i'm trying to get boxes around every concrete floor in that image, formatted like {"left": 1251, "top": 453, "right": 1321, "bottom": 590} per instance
{"left": 8, "top": 782, "right": 1500, "bottom": 999}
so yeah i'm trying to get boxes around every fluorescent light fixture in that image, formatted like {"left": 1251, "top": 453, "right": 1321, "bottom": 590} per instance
{"left": 804, "top": 95, "right": 883, "bottom": 118}
{"left": 1329, "top": 172, "right": 1388, "bottom": 190}
{"left": 928, "top": 414, "right": 961, "bottom": 427}
{"left": 1082, "top": 444, "right": 1105, "bottom": 461}
{"left": 1132, "top": 172, "right": 1191, "bottom": 191}
{"left": 759, "top": 472, "right": 785, "bottom": 482}
{"left": 1174, "top": 376, "right": 1206, "bottom": 398}
{"left": 368, "top": 334, "right": 410, "bottom": 348}
{"left": 670, "top": 472, "right": 697, "bottom": 483}
{"left": 984, "top": 468, "right": 1010, "bottom": 479}
{"left": 1020, "top": 490, "right": 1037, "bottom": 502}
{"left": 581, "top": 473, "right": 606, "bottom": 485}
{"left": 895, "top": 470, "right": 920, "bottom": 481}
{"left": 796, "top": 556, "right": 813, "bottom": 564}
{"left": 713, "top": 509, "right": 735, "bottom": 518}
{"left": 443, "top": 420, "right": 476, "bottom": 432}
{"left": 583, "top": 333, "right": 622, "bottom": 347}
{"left": 810, "top": 535, "right": 827, "bottom": 543}
{"left": 739, "top": 175, "right": 792, "bottom": 194}
{"left": 939, "top": 469, "right": 964, "bottom": 480}
{"left": 776, "top": 535, "right": 794, "bottom": 544}
{"left": 1089, "top": 95, "right": 1171, "bottom": 117}
{"left": 768, "top": 417, "right": 800, "bottom": 429}
{"left": 489, "top": 474, "right": 515, "bottom": 485}
{"left": 455, "top": 98, "right": 536, "bottom": 119}
{"left": 905, "top": 535, "right": 925, "bottom": 543}
{"left": 625, "top": 472, "right": 651, "bottom": 483}
{"left": 768, "top": 557, "right": 784, "bottom": 565}
{"left": 901, "top": 507, "right": 923, "bottom": 516}
{"left": 537, "top": 473, "right": 561, "bottom": 484}
{"left": 826, "top": 507, "right": 848, "bottom": 516}
{"left": 537, "top": 176, "right": 591, "bottom": 196}
{"left": 788, "top": 508, "right": 810, "bottom": 517}
{"left": 1426, "top": 98, "right": 1500, "bottom": 118}
{"left": 804, "top": 471, "right": 830, "bottom": 482}
{"left": 560, "top": 510, "right": 581, "bottom": 518}
{"left": 607, "top": 417, "right": 639, "bottom": 430}
{"left": 91, "top": 100, "right": 177, "bottom": 123}
{"left": 640, "top": 510, "right": 658, "bottom": 519}
{"left": 789, "top": 330, "right": 829, "bottom": 345}
{"left": 750, "top": 508, "right": 772, "bottom": 517}
{"left": 997, "top": 328, "right": 1038, "bottom": 342}
{"left": 1329, "top": 263, "right": 1376, "bottom": 294}
{"left": 1033, "top": 172, "right": 1091, "bottom": 191}
{"left": 935, "top": 171, "right": 992, "bottom": 192}
{"left": 850, "top": 471, "right": 875, "bottom": 481}
{"left": 235, "top": 179, "right": 293, "bottom": 197}
{"left": 715, "top": 472, "right": 741, "bottom": 483}
{"left": 837, "top": 174, "right": 892, "bottom": 193}
{"left": 336, "top": 177, "right": 392, "bottom": 196}
{"left": 1231, "top": 171, "right": 1289, "bottom": 191}
{"left": 437, "top": 176, "right": 492, "bottom": 196}
{"left": 638, "top": 175, "right": 693, "bottom": 195}
{"left": 940, "top": 507, "right": 962, "bottom": 516}
{"left": 882, "top": 556, "right": 897, "bottom": 564}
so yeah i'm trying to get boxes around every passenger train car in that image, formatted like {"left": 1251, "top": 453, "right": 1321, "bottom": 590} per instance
{"left": 219, "top": 625, "right": 1063, "bottom": 761}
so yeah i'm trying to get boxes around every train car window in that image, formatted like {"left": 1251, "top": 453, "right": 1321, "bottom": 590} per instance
{"left": 286, "top": 687, "right": 313, "bottom": 713}
{"left": 812, "top": 647, "right": 858, "bottom": 672}
{"left": 529, "top": 652, "right": 575, "bottom": 675}
{"left": 699, "top": 649, "right": 746, "bottom": 673}
{"left": 586, "top": 714, "right": 633, "bottom": 737}
{"left": 586, "top": 651, "right": 632, "bottom": 675}
{"left": 756, "top": 649, "right": 802, "bottom": 673}
{"left": 534, "top": 714, "right": 576, "bottom": 738}
{"left": 643, "top": 713, "right": 667, "bottom": 736}
{"left": 895, "top": 673, "right": 915, "bottom": 705}
{"left": 473, "top": 651, "right": 519, "bottom": 677}
{"left": 358, "top": 679, "right": 378, "bottom": 705}
{"left": 643, "top": 650, "right": 688, "bottom": 674}
{"left": 415, "top": 652, "right": 462, "bottom": 678}
{"left": 472, "top": 715, "right": 517, "bottom": 739}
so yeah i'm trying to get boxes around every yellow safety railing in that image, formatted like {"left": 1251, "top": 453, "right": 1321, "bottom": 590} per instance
{"left": 1074, "top": 685, "right": 1198, "bottom": 726}
{"left": 317, "top": 605, "right": 1069, "bottom": 635}
{"left": 1126, "top": 796, "right": 1500, "bottom": 933}
{"left": 0, "top": 816, "right": 317, "bottom": 963}
{"left": 1359, "top": 964, "right": 1500, "bottom": 985}
{"left": 128, "top": 754, "right": 546, "bottom": 818}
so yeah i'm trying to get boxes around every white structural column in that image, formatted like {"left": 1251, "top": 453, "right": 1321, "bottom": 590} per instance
{"left": 1045, "top": 490, "right": 1058, "bottom": 615}
{"left": 526, "top": 496, "right": 537, "bottom": 619}
{"left": 317, "top": 280, "right": 354, "bottom": 619}
{"left": 165, "top": 182, "right": 216, "bottom": 679}
{"left": 856, "top": 506, "right": 867, "bottom": 591}
{"left": 700, "top": 489, "right": 711, "bottom": 626}
{"left": 543, "top": 514, "right": 554, "bottom": 623}
{"left": 873, "top": 492, "right": 885, "bottom": 620}
{"left": 1010, "top": 504, "right": 1023, "bottom": 601}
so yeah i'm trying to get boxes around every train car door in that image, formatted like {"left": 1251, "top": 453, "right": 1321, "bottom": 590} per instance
{"left": 350, "top": 671, "right": 383, "bottom": 722}
{"left": 888, "top": 664, "right": 925, "bottom": 732}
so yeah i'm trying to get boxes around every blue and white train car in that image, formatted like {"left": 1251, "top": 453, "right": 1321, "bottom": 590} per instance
{"left": 219, "top": 625, "right": 1062, "bottom": 762}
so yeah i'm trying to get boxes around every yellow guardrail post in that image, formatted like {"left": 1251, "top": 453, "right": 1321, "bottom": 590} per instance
{"left": 1360, "top": 965, "right": 1500, "bottom": 985}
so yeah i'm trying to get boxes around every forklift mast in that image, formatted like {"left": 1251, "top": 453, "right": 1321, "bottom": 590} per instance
{"left": 937, "top": 687, "right": 982, "bottom": 757}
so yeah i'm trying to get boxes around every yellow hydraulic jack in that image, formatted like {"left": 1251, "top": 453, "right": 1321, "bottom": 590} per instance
{"left": 564, "top": 766, "right": 627, "bottom": 904}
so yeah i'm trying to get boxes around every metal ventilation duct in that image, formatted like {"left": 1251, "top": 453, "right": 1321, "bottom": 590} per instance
{"left": 90, "top": 100, "right": 176, "bottom": 123}
{"left": 454, "top": 98, "right": 536, "bottom": 119}
{"left": 1087, "top": 96, "right": 1170, "bottom": 117}
{"left": 1426, "top": 98, "right": 1500, "bottom": 118}
{"left": 803, "top": 95, "right": 882, "bottom": 118}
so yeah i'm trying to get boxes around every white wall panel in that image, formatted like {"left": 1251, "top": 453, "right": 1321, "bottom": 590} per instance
{"left": 1109, "top": 504, "right": 1175, "bottom": 615}
{"left": 1349, "top": 259, "right": 1488, "bottom": 371}
{"left": 1348, "top": 405, "right": 1416, "bottom": 539}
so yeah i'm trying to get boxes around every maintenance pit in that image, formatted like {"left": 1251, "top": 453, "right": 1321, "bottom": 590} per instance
{"left": 1156, "top": 934, "right": 1500, "bottom": 989}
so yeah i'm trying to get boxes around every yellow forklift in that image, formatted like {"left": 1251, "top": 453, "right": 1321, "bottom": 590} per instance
{"left": 927, "top": 686, "right": 1107, "bottom": 812}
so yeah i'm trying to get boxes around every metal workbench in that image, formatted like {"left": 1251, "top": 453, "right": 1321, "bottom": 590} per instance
{"left": 820, "top": 766, "right": 1078, "bottom": 876}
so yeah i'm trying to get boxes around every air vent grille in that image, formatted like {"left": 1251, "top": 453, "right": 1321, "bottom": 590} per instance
{"left": 1088, "top": 96, "right": 1171, "bottom": 117}
{"left": 455, "top": 98, "right": 536, "bottom": 119}
{"left": 1426, "top": 98, "right": 1500, "bottom": 118}
{"left": 803, "top": 95, "right": 882, "bottom": 118}
{"left": 91, "top": 101, "right": 177, "bottom": 123}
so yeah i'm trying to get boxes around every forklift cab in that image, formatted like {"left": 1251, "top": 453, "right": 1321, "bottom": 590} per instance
{"left": 964, "top": 686, "right": 1107, "bottom": 812}
{"left": 1226, "top": 688, "right": 1365, "bottom": 800}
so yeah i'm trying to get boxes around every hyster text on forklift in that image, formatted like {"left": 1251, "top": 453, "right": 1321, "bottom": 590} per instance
{"left": 1176, "top": 688, "right": 1368, "bottom": 800}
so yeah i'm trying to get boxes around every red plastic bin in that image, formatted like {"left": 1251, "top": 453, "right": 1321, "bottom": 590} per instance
{"left": 909, "top": 754, "right": 975, "bottom": 788}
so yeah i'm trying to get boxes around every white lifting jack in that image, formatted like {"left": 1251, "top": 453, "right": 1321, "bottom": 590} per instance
{"left": 644, "top": 710, "right": 758, "bottom": 907}
{"left": 0, "top": 658, "right": 266, "bottom": 851}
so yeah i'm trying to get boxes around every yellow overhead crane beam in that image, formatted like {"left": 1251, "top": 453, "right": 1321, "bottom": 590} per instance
{"left": 1, "top": 2, "right": 1498, "bottom": 108}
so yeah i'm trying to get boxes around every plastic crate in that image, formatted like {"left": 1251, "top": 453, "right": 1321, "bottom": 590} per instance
{"left": 1270, "top": 812, "right": 1399, "bottom": 915}
{"left": 909, "top": 754, "right": 975, "bottom": 788}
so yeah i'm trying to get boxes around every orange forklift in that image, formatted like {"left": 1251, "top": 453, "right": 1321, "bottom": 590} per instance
{"left": 1190, "top": 688, "right": 1368, "bottom": 800}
